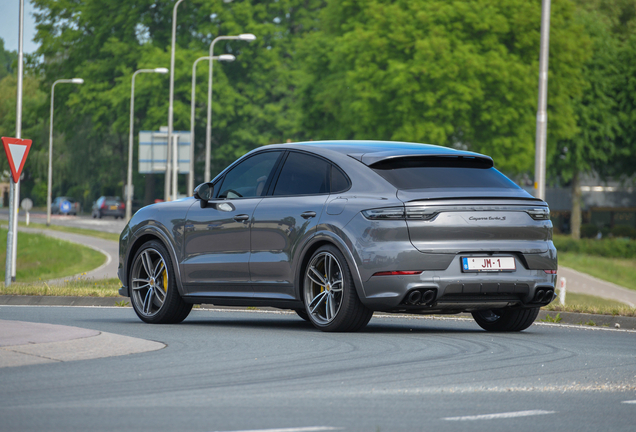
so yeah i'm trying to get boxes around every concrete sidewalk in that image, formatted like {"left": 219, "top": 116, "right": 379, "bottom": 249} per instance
{"left": 558, "top": 266, "right": 636, "bottom": 307}
{"left": 0, "top": 318, "right": 164, "bottom": 368}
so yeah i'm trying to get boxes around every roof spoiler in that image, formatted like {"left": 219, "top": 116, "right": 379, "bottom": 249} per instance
{"left": 349, "top": 150, "right": 494, "bottom": 169}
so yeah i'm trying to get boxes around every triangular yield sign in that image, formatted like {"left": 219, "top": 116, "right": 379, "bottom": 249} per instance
{"left": 1, "top": 137, "right": 32, "bottom": 183}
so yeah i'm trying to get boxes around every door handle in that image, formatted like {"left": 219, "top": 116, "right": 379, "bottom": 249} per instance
{"left": 233, "top": 214, "right": 250, "bottom": 223}
{"left": 301, "top": 211, "right": 317, "bottom": 219}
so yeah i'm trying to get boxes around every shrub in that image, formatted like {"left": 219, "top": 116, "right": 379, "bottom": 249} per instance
{"left": 580, "top": 224, "right": 600, "bottom": 238}
{"left": 553, "top": 235, "right": 636, "bottom": 258}
{"left": 610, "top": 225, "right": 636, "bottom": 239}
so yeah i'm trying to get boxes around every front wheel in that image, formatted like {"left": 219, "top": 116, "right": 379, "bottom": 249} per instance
{"left": 129, "top": 240, "right": 192, "bottom": 324}
{"left": 303, "top": 245, "right": 373, "bottom": 332}
{"left": 472, "top": 307, "right": 540, "bottom": 332}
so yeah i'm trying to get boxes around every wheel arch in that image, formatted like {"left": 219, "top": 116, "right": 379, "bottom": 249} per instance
{"left": 124, "top": 227, "right": 185, "bottom": 297}
{"left": 294, "top": 232, "right": 366, "bottom": 305}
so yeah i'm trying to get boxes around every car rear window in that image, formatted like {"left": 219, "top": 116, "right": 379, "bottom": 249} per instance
{"left": 371, "top": 156, "right": 520, "bottom": 190}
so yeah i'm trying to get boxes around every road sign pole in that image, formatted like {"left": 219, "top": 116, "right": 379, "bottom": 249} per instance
{"left": 5, "top": 180, "right": 15, "bottom": 286}
{"left": 5, "top": 0, "right": 26, "bottom": 286}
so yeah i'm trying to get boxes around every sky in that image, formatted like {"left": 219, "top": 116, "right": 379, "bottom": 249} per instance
{"left": 0, "top": 0, "right": 39, "bottom": 54}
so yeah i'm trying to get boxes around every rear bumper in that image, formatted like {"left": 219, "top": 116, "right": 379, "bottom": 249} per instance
{"left": 358, "top": 254, "right": 557, "bottom": 311}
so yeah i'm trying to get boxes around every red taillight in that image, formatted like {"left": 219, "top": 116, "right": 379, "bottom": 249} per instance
{"left": 120, "top": 203, "right": 125, "bottom": 209}
{"left": 544, "top": 270, "right": 557, "bottom": 274}
{"left": 373, "top": 271, "right": 423, "bottom": 277}
{"left": 100, "top": 203, "right": 105, "bottom": 209}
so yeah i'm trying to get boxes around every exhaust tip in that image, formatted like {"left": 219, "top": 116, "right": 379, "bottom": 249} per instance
{"left": 407, "top": 290, "right": 422, "bottom": 305}
{"left": 544, "top": 290, "right": 554, "bottom": 303}
{"left": 535, "top": 290, "right": 546, "bottom": 303}
{"left": 422, "top": 289, "right": 436, "bottom": 304}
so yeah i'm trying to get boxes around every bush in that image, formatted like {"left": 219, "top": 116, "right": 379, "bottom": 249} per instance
{"left": 553, "top": 235, "right": 636, "bottom": 258}
{"left": 580, "top": 224, "right": 600, "bottom": 238}
{"left": 610, "top": 225, "right": 636, "bottom": 239}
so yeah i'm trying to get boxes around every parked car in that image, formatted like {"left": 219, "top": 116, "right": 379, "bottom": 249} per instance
{"left": 92, "top": 196, "right": 125, "bottom": 219}
{"left": 51, "top": 196, "right": 80, "bottom": 215}
{"left": 118, "top": 141, "right": 557, "bottom": 331}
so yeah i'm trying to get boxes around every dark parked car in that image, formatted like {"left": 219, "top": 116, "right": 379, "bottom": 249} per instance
{"left": 92, "top": 196, "right": 125, "bottom": 219}
{"left": 51, "top": 196, "right": 80, "bottom": 215}
{"left": 118, "top": 141, "right": 557, "bottom": 332}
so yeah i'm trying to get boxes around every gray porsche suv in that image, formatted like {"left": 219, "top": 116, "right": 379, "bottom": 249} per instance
{"left": 118, "top": 141, "right": 557, "bottom": 332}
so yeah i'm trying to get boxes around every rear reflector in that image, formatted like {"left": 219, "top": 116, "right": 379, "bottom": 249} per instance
{"left": 373, "top": 271, "right": 423, "bottom": 277}
{"left": 544, "top": 270, "right": 557, "bottom": 274}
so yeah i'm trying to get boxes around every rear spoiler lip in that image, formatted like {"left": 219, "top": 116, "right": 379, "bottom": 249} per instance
{"left": 348, "top": 150, "right": 494, "bottom": 167}
{"left": 396, "top": 188, "right": 544, "bottom": 204}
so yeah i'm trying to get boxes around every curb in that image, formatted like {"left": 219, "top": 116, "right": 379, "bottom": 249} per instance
{"left": 1, "top": 295, "right": 635, "bottom": 330}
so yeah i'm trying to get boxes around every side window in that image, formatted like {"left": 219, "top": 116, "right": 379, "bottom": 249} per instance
{"left": 273, "top": 152, "right": 331, "bottom": 196}
{"left": 218, "top": 151, "right": 281, "bottom": 199}
{"left": 331, "top": 165, "right": 350, "bottom": 193}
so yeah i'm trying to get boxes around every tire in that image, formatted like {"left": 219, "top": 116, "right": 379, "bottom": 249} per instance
{"left": 294, "top": 309, "right": 310, "bottom": 322}
{"left": 303, "top": 245, "right": 373, "bottom": 332}
{"left": 129, "top": 240, "right": 192, "bottom": 324}
{"left": 472, "top": 307, "right": 540, "bottom": 332}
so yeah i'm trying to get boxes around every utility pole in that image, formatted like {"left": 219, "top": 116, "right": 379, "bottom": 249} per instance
{"left": 534, "top": 0, "right": 551, "bottom": 200}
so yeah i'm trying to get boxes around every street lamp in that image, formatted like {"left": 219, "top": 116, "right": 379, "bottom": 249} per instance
{"left": 127, "top": 67, "right": 169, "bottom": 221}
{"left": 165, "top": 0, "right": 186, "bottom": 202}
{"left": 205, "top": 33, "right": 256, "bottom": 182}
{"left": 189, "top": 54, "right": 235, "bottom": 193}
{"left": 47, "top": 78, "right": 84, "bottom": 226}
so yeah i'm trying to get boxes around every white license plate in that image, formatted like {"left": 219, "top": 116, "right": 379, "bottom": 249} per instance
{"left": 462, "top": 257, "right": 516, "bottom": 272}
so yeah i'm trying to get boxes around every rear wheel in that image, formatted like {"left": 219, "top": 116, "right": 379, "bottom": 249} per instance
{"left": 303, "top": 245, "right": 373, "bottom": 332}
{"left": 472, "top": 307, "right": 540, "bottom": 332}
{"left": 129, "top": 240, "right": 192, "bottom": 324}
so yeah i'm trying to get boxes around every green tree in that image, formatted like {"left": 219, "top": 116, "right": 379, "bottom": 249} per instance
{"left": 297, "top": 0, "right": 589, "bottom": 175}
{"left": 31, "top": 0, "right": 323, "bottom": 207}
{"left": 550, "top": 11, "right": 622, "bottom": 239}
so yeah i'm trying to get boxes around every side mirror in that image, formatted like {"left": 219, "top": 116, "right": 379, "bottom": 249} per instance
{"left": 193, "top": 183, "right": 213, "bottom": 208}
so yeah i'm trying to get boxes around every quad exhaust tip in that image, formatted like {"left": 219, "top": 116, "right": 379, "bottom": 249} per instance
{"left": 406, "top": 289, "right": 436, "bottom": 306}
{"left": 533, "top": 289, "right": 554, "bottom": 304}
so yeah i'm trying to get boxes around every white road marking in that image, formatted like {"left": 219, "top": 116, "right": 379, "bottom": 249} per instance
{"left": 443, "top": 410, "right": 555, "bottom": 421}
{"left": 211, "top": 427, "right": 342, "bottom": 432}
{"left": 622, "top": 400, "right": 636, "bottom": 404}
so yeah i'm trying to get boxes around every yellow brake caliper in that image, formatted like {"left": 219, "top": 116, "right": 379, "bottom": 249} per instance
{"left": 162, "top": 269, "right": 168, "bottom": 292}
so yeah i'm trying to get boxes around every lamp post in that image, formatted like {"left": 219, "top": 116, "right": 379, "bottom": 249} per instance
{"left": 165, "top": 0, "right": 186, "bottom": 202}
{"left": 534, "top": 0, "right": 551, "bottom": 200}
{"left": 127, "top": 67, "right": 169, "bottom": 221}
{"left": 47, "top": 78, "right": 84, "bottom": 226}
{"left": 189, "top": 54, "right": 235, "bottom": 193}
{"left": 205, "top": 33, "right": 256, "bottom": 182}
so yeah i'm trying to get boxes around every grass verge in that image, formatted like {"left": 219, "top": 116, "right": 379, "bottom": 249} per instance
{"left": 0, "top": 277, "right": 121, "bottom": 297}
{"left": 544, "top": 292, "right": 636, "bottom": 317}
{"left": 0, "top": 228, "right": 106, "bottom": 284}
{"left": 18, "top": 221, "right": 120, "bottom": 242}
{"left": 559, "top": 252, "right": 636, "bottom": 292}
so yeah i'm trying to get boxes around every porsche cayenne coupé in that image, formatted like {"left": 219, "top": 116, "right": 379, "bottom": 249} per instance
{"left": 118, "top": 141, "right": 557, "bottom": 332}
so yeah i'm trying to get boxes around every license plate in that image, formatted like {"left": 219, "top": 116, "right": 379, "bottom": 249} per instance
{"left": 110, "top": 205, "right": 117, "bottom": 210}
{"left": 462, "top": 257, "right": 516, "bottom": 272}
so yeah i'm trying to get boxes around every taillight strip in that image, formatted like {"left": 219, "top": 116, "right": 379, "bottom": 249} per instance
{"left": 373, "top": 271, "right": 423, "bottom": 277}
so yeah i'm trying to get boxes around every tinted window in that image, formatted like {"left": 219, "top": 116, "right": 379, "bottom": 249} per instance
{"left": 273, "top": 152, "right": 330, "bottom": 196}
{"left": 219, "top": 151, "right": 281, "bottom": 199}
{"left": 331, "top": 166, "right": 350, "bottom": 193}
{"left": 372, "top": 157, "right": 520, "bottom": 190}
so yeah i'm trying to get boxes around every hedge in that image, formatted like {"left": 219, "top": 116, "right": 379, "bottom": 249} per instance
{"left": 553, "top": 235, "right": 636, "bottom": 259}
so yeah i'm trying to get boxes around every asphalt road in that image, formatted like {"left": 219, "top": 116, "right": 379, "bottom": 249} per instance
{"left": 0, "top": 306, "right": 635, "bottom": 432}
{"left": 0, "top": 209, "right": 128, "bottom": 234}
